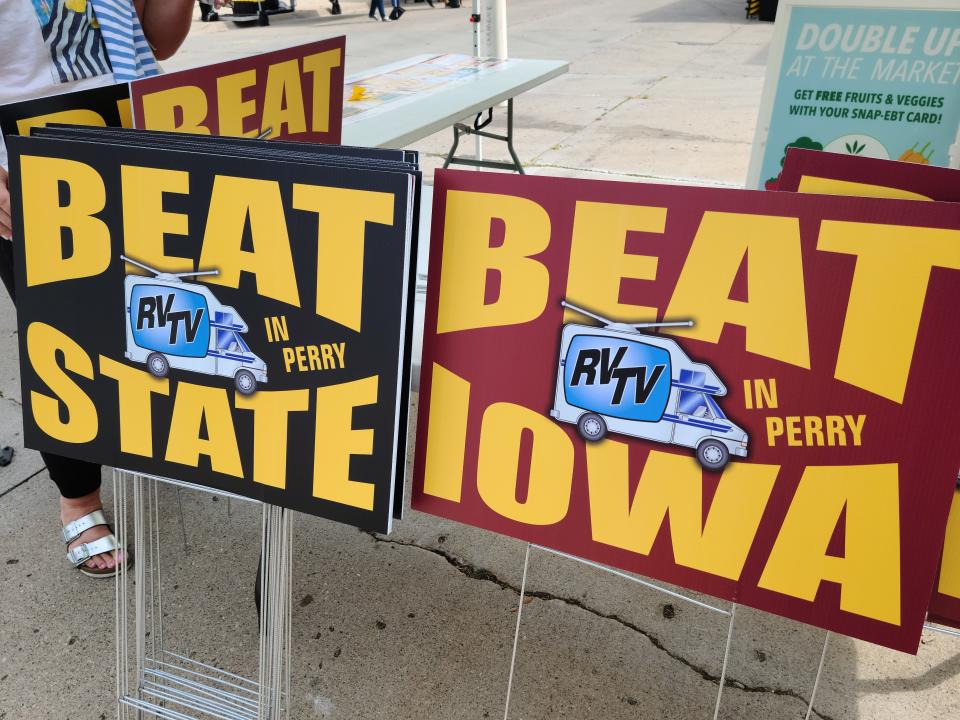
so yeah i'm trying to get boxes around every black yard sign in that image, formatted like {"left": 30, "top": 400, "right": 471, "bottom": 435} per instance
{"left": 7, "top": 132, "right": 416, "bottom": 532}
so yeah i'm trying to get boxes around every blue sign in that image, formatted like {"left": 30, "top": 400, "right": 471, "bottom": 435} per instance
{"left": 130, "top": 284, "right": 210, "bottom": 358}
{"left": 563, "top": 334, "right": 671, "bottom": 422}
{"left": 757, "top": 6, "right": 960, "bottom": 188}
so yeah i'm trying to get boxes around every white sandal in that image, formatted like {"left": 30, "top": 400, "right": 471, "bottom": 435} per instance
{"left": 63, "top": 509, "right": 131, "bottom": 578}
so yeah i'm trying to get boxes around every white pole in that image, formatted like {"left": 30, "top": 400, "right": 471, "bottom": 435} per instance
{"left": 471, "top": 0, "right": 481, "bottom": 57}
{"left": 474, "top": 0, "right": 507, "bottom": 164}
{"left": 481, "top": 0, "right": 508, "bottom": 59}
{"left": 805, "top": 631, "right": 830, "bottom": 720}
{"left": 472, "top": 0, "right": 483, "bottom": 164}
{"left": 502, "top": 544, "right": 531, "bottom": 720}
{"left": 712, "top": 603, "right": 737, "bottom": 720}
{"left": 950, "top": 122, "right": 960, "bottom": 169}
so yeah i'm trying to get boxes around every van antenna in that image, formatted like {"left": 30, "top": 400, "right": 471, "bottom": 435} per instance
{"left": 121, "top": 255, "right": 219, "bottom": 279}
{"left": 561, "top": 300, "right": 693, "bottom": 330}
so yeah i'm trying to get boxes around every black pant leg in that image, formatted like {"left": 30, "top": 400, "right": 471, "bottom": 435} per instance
{"left": 42, "top": 453, "right": 102, "bottom": 498}
{"left": 0, "top": 238, "right": 15, "bottom": 301}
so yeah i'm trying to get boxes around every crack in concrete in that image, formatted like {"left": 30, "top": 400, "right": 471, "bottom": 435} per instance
{"left": 361, "top": 530, "right": 834, "bottom": 720}
{"left": 0, "top": 466, "right": 45, "bottom": 500}
{"left": 0, "top": 390, "right": 22, "bottom": 407}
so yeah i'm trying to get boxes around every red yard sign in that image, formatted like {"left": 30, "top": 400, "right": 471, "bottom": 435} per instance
{"left": 412, "top": 168, "right": 960, "bottom": 653}
{"left": 778, "top": 147, "right": 960, "bottom": 630}
{"left": 130, "top": 38, "right": 344, "bottom": 143}
{"left": 778, "top": 147, "right": 960, "bottom": 201}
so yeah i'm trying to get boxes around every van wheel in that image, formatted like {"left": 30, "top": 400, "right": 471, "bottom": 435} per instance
{"left": 146, "top": 353, "right": 169, "bottom": 378}
{"left": 235, "top": 369, "right": 257, "bottom": 395}
{"left": 577, "top": 413, "right": 607, "bottom": 442}
{"left": 697, "top": 440, "right": 729, "bottom": 470}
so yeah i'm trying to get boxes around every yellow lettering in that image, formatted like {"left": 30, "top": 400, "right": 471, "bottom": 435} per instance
{"left": 422, "top": 364, "right": 471, "bottom": 503}
{"left": 938, "top": 493, "right": 960, "bottom": 599}
{"left": 262, "top": 60, "right": 307, "bottom": 136}
{"left": 759, "top": 464, "right": 901, "bottom": 625}
{"left": 803, "top": 415, "right": 824, "bottom": 446}
{"left": 585, "top": 446, "right": 777, "bottom": 578}
{"left": 755, "top": 378, "right": 778, "bottom": 409}
{"left": 819, "top": 221, "right": 960, "bottom": 403}
{"left": 26, "top": 323, "right": 98, "bottom": 444}
{"left": 16, "top": 109, "right": 106, "bottom": 136}
{"left": 292, "top": 184, "right": 394, "bottom": 330}
{"left": 319, "top": 344, "right": 334, "bottom": 369}
{"left": 666, "top": 212, "right": 810, "bottom": 369}
{"left": 302, "top": 49, "right": 342, "bottom": 133}
{"left": 20, "top": 155, "right": 110, "bottom": 287}
{"left": 766, "top": 416, "right": 784, "bottom": 445}
{"left": 846, "top": 414, "right": 866, "bottom": 446}
{"left": 785, "top": 416, "right": 803, "bottom": 446}
{"left": 825, "top": 415, "right": 846, "bottom": 446}
{"left": 313, "top": 376, "right": 379, "bottom": 510}
{"left": 201, "top": 176, "right": 301, "bottom": 308}
{"left": 165, "top": 383, "right": 243, "bottom": 477}
{"left": 235, "top": 390, "right": 310, "bottom": 489}
{"left": 565, "top": 201, "right": 663, "bottom": 323}
{"left": 797, "top": 175, "right": 931, "bottom": 201}
{"left": 121, "top": 166, "right": 193, "bottom": 274}
{"left": 331, "top": 342, "right": 345, "bottom": 368}
{"left": 139, "top": 86, "right": 211, "bottom": 134}
{"left": 437, "top": 190, "right": 551, "bottom": 334}
{"left": 307, "top": 345, "right": 322, "bottom": 371}
{"left": 476, "top": 402, "right": 573, "bottom": 525}
{"left": 117, "top": 98, "right": 133, "bottom": 128}
{"left": 99, "top": 356, "right": 168, "bottom": 457}
{"left": 216, "top": 70, "right": 259, "bottom": 137}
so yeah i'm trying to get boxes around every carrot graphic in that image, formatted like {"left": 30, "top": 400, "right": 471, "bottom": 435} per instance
{"left": 898, "top": 142, "right": 933, "bottom": 164}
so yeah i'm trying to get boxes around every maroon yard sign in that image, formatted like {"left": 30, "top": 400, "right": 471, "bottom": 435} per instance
{"left": 412, "top": 168, "right": 960, "bottom": 653}
{"left": 130, "top": 37, "right": 345, "bottom": 143}
{"left": 778, "top": 147, "right": 960, "bottom": 630}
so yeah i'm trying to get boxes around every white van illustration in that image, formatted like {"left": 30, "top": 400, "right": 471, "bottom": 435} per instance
{"left": 122, "top": 255, "right": 268, "bottom": 395}
{"left": 551, "top": 301, "right": 748, "bottom": 470}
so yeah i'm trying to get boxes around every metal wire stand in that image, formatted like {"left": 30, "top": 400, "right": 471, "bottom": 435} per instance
{"left": 501, "top": 543, "right": 737, "bottom": 720}
{"left": 113, "top": 470, "right": 292, "bottom": 720}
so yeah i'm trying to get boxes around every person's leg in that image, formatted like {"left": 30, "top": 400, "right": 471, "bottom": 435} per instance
{"left": 0, "top": 240, "right": 114, "bottom": 571}
{"left": 375, "top": 0, "right": 386, "bottom": 18}
{"left": 50, "top": 456, "right": 117, "bottom": 572}
{"left": 45, "top": 454, "right": 102, "bottom": 499}
{"left": 0, "top": 238, "right": 15, "bottom": 302}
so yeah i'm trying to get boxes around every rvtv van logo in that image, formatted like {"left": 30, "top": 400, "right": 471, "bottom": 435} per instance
{"left": 131, "top": 285, "right": 209, "bottom": 357}
{"left": 122, "top": 255, "right": 268, "bottom": 395}
{"left": 551, "top": 301, "right": 749, "bottom": 470}
{"left": 567, "top": 337, "right": 670, "bottom": 420}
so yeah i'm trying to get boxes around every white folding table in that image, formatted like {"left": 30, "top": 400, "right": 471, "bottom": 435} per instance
{"left": 341, "top": 54, "right": 569, "bottom": 172}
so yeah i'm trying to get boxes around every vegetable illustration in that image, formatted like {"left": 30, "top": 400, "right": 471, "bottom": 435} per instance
{"left": 765, "top": 136, "right": 823, "bottom": 189}
{"left": 845, "top": 140, "right": 867, "bottom": 155}
{"left": 898, "top": 142, "right": 933, "bottom": 164}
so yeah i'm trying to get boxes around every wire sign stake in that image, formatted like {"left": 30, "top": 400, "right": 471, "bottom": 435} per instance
{"left": 114, "top": 470, "right": 292, "bottom": 720}
{"left": 501, "top": 544, "right": 737, "bottom": 720}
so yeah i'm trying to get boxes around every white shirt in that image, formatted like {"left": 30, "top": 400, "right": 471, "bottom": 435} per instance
{"left": 0, "top": 0, "right": 117, "bottom": 167}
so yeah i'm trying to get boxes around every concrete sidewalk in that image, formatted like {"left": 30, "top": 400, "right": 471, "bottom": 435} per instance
{"left": 3, "top": 1, "right": 960, "bottom": 719}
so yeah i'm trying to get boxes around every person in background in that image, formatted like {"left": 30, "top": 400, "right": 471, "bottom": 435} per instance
{"left": 369, "top": 0, "right": 386, "bottom": 21}
{"left": 0, "top": 0, "right": 199, "bottom": 577}
{"left": 199, "top": 0, "right": 219, "bottom": 21}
